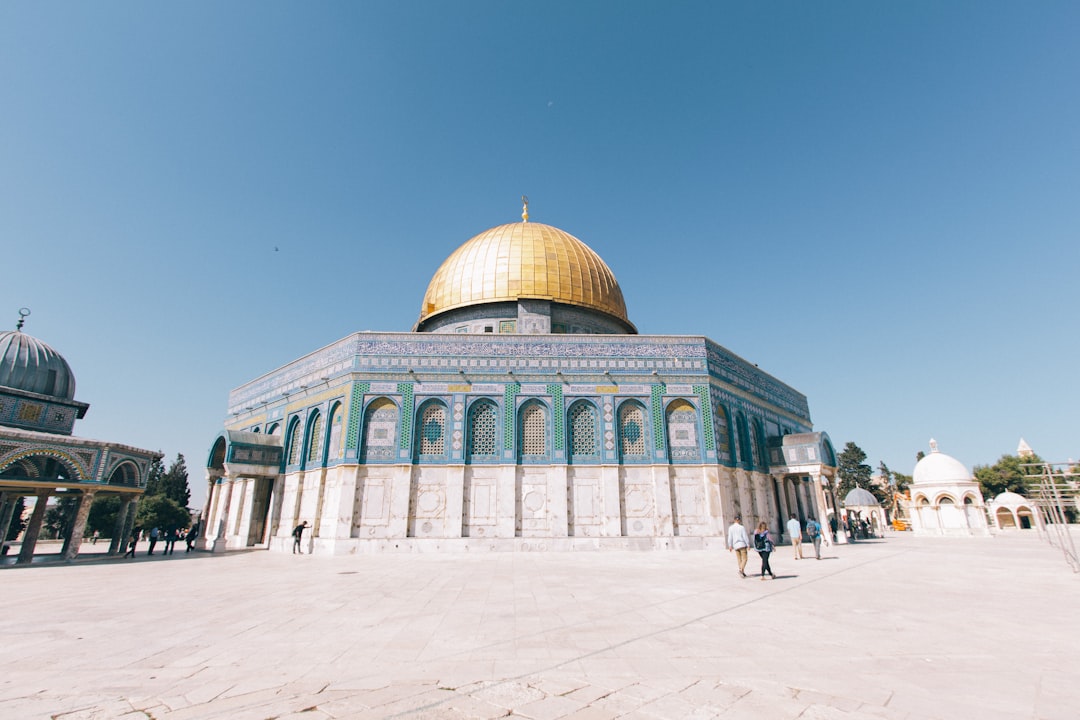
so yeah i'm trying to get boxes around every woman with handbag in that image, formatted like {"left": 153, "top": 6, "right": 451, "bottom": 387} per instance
{"left": 753, "top": 522, "right": 776, "bottom": 580}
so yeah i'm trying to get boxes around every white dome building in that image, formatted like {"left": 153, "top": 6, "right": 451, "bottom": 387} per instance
{"left": 907, "top": 439, "right": 989, "bottom": 536}
{"left": 989, "top": 491, "right": 1042, "bottom": 531}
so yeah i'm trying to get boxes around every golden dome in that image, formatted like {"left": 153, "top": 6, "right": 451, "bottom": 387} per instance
{"left": 417, "top": 221, "right": 632, "bottom": 329}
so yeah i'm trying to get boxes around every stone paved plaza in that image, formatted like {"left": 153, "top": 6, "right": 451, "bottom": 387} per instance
{"left": 2, "top": 532, "right": 1077, "bottom": 720}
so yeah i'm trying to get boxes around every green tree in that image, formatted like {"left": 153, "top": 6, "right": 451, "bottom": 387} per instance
{"left": 143, "top": 456, "right": 166, "bottom": 496}
{"left": 44, "top": 496, "right": 78, "bottom": 539}
{"left": 974, "top": 453, "right": 1044, "bottom": 500}
{"left": 4, "top": 496, "right": 26, "bottom": 542}
{"left": 892, "top": 472, "right": 912, "bottom": 493}
{"left": 159, "top": 454, "right": 191, "bottom": 508}
{"left": 86, "top": 495, "right": 122, "bottom": 537}
{"left": 134, "top": 494, "right": 191, "bottom": 533}
{"left": 837, "top": 442, "right": 873, "bottom": 498}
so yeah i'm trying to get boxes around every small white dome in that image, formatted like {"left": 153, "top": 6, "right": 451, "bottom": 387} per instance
{"left": 913, "top": 442, "right": 971, "bottom": 485}
{"left": 843, "top": 487, "right": 880, "bottom": 507}
{"left": 992, "top": 491, "right": 1030, "bottom": 508}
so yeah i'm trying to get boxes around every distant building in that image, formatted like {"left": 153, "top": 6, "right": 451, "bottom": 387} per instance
{"left": 0, "top": 313, "right": 160, "bottom": 563}
{"left": 204, "top": 205, "right": 840, "bottom": 553}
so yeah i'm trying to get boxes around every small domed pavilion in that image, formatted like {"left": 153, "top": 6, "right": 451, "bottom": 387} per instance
{"left": 907, "top": 439, "right": 989, "bottom": 537}
{"left": 0, "top": 311, "right": 161, "bottom": 563}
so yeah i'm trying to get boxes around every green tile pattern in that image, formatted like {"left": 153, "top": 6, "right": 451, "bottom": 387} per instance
{"left": 503, "top": 383, "right": 520, "bottom": 450}
{"left": 398, "top": 382, "right": 414, "bottom": 449}
{"left": 345, "top": 382, "right": 370, "bottom": 450}
{"left": 651, "top": 383, "right": 665, "bottom": 450}
{"left": 694, "top": 385, "right": 715, "bottom": 451}
{"left": 547, "top": 383, "right": 565, "bottom": 451}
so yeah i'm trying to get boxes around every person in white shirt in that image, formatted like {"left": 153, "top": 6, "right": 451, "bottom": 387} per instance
{"left": 726, "top": 515, "right": 751, "bottom": 578}
{"left": 786, "top": 514, "right": 804, "bottom": 560}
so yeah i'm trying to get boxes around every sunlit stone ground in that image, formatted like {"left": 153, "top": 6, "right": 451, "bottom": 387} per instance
{"left": 2, "top": 531, "right": 1077, "bottom": 719}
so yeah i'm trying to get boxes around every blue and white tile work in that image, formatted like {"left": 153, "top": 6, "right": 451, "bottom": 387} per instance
{"left": 207, "top": 331, "right": 838, "bottom": 555}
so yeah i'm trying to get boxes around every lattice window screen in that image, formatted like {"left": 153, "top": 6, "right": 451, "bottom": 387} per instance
{"left": 570, "top": 403, "right": 597, "bottom": 455}
{"left": 470, "top": 402, "right": 498, "bottom": 455}
{"left": 419, "top": 404, "right": 446, "bottom": 455}
{"left": 521, "top": 403, "right": 546, "bottom": 455}
{"left": 619, "top": 404, "right": 646, "bottom": 456}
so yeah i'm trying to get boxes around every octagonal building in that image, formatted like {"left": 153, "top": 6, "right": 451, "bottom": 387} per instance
{"left": 203, "top": 205, "right": 839, "bottom": 553}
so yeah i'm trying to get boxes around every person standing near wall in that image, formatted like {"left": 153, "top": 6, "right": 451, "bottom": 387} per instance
{"left": 754, "top": 521, "right": 776, "bottom": 580}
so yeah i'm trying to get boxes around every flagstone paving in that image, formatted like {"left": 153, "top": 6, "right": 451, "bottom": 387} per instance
{"left": 1, "top": 532, "right": 1077, "bottom": 719}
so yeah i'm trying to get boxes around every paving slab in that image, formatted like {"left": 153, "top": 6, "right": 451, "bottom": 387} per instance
{"left": 1, "top": 531, "right": 1078, "bottom": 719}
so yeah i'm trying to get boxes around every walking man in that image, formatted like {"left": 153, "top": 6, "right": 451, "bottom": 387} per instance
{"left": 292, "top": 521, "right": 309, "bottom": 554}
{"left": 806, "top": 515, "right": 827, "bottom": 559}
{"left": 726, "top": 515, "right": 750, "bottom": 578}
{"left": 786, "top": 513, "right": 804, "bottom": 560}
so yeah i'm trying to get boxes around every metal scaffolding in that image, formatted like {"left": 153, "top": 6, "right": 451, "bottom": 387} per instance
{"left": 1024, "top": 462, "right": 1080, "bottom": 573}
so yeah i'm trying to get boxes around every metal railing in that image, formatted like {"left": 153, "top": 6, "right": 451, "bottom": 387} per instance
{"left": 1023, "top": 462, "right": 1079, "bottom": 573}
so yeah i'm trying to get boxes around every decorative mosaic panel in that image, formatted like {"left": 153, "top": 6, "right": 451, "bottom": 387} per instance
{"left": 666, "top": 400, "right": 700, "bottom": 463}
{"left": 345, "top": 382, "right": 369, "bottom": 450}
{"left": 619, "top": 402, "right": 647, "bottom": 458}
{"left": 546, "top": 383, "right": 565, "bottom": 451}
{"left": 361, "top": 398, "right": 398, "bottom": 462}
{"left": 398, "top": 383, "right": 414, "bottom": 450}
{"left": 521, "top": 402, "right": 546, "bottom": 455}
{"left": 327, "top": 404, "right": 343, "bottom": 461}
{"left": 469, "top": 400, "right": 498, "bottom": 458}
{"left": 693, "top": 385, "right": 715, "bottom": 452}
{"left": 419, "top": 402, "right": 446, "bottom": 455}
{"left": 651, "top": 384, "right": 665, "bottom": 451}
{"left": 569, "top": 401, "right": 598, "bottom": 457}
{"left": 286, "top": 419, "right": 302, "bottom": 466}
{"left": 306, "top": 412, "right": 323, "bottom": 463}
{"left": 503, "top": 383, "right": 520, "bottom": 450}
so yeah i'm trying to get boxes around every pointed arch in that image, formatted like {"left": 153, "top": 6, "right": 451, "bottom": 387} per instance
{"left": 568, "top": 399, "right": 600, "bottom": 464}
{"left": 285, "top": 416, "right": 303, "bottom": 467}
{"left": 665, "top": 398, "right": 700, "bottom": 464}
{"left": 518, "top": 399, "right": 550, "bottom": 462}
{"left": 618, "top": 399, "right": 649, "bottom": 463}
{"left": 326, "top": 402, "right": 344, "bottom": 463}
{"left": 467, "top": 398, "right": 499, "bottom": 463}
{"left": 415, "top": 399, "right": 449, "bottom": 461}
{"left": 360, "top": 397, "right": 399, "bottom": 463}
{"left": 305, "top": 410, "right": 324, "bottom": 465}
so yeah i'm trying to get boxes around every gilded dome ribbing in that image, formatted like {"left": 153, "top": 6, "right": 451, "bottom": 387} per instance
{"left": 417, "top": 221, "right": 631, "bottom": 328}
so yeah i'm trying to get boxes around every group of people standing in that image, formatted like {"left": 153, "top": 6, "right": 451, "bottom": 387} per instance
{"left": 726, "top": 513, "right": 830, "bottom": 580}
{"left": 121, "top": 525, "right": 199, "bottom": 558}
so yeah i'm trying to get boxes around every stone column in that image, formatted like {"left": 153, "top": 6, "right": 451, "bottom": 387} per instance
{"left": 210, "top": 476, "right": 235, "bottom": 552}
{"left": 17, "top": 490, "right": 51, "bottom": 565}
{"left": 63, "top": 490, "right": 97, "bottom": 561}
{"left": 0, "top": 492, "right": 17, "bottom": 554}
{"left": 774, "top": 476, "right": 791, "bottom": 541}
{"left": 108, "top": 497, "right": 135, "bottom": 554}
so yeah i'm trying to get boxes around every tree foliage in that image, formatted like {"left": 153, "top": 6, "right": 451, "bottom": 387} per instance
{"left": 44, "top": 496, "right": 78, "bottom": 539}
{"left": 86, "top": 495, "right": 122, "bottom": 537}
{"left": 134, "top": 494, "right": 191, "bottom": 533}
{"left": 4, "top": 496, "right": 26, "bottom": 541}
{"left": 974, "top": 453, "right": 1044, "bottom": 500}
{"left": 837, "top": 442, "right": 873, "bottom": 499}
{"left": 892, "top": 472, "right": 913, "bottom": 493}
{"left": 143, "top": 456, "right": 166, "bottom": 496}
{"left": 160, "top": 454, "right": 191, "bottom": 508}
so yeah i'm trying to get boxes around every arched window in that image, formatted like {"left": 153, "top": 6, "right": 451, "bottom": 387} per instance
{"left": 285, "top": 418, "right": 303, "bottom": 466}
{"left": 519, "top": 400, "right": 549, "bottom": 460}
{"left": 713, "top": 401, "right": 732, "bottom": 456}
{"left": 326, "top": 403, "right": 344, "bottom": 462}
{"left": 665, "top": 399, "right": 700, "bottom": 463}
{"left": 306, "top": 411, "right": 324, "bottom": 464}
{"left": 938, "top": 495, "right": 955, "bottom": 505}
{"left": 468, "top": 399, "right": 499, "bottom": 462}
{"left": 754, "top": 419, "right": 769, "bottom": 469}
{"left": 267, "top": 423, "right": 281, "bottom": 436}
{"left": 107, "top": 461, "right": 138, "bottom": 487}
{"left": 360, "top": 398, "right": 398, "bottom": 463}
{"left": 736, "top": 412, "right": 753, "bottom": 469}
{"left": 618, "top": 401, "right": 648, "bottom": 462}
{"left": 568, "top": 400, "right": 599, "bottom": 462}
{"left": 416, "top": 400, "right": 448, "bottom": 459}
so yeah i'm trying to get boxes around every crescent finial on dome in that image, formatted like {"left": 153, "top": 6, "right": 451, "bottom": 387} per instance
{"left": 521, "top": 195, "right": 529, "bottom": 223}
{"left": 929, "top": 438, "right": 939, "bottom": 453}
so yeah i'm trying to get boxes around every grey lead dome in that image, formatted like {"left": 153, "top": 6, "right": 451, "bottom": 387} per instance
{"left": 0, "top": 329, "right": 77, "bottom": 400}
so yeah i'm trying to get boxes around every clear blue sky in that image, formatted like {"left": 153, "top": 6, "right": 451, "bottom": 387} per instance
{"left": 4, "top": 2, "right": 1078, "bottom": 507}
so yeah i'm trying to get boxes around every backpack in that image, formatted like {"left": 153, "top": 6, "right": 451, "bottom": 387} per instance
{"left": 807, "top": 520, "right": 820, "bottom": 538}
{"left": 754, "top": 532, "right": 767, "bottom": 552}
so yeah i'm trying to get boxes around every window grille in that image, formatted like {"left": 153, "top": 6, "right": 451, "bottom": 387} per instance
{"left": 307, "top": 412, "right": 323, "bottom": 463}
{"left": 619, "top": 403, "right": 646, "bottom": 456}
{"left": 327, "top": 405, "right": 343, "bottom": 460}
{"left": 286, "top": 421, "right": 302, "bottom": 465}
{"left": 470, "top": 401, "right": 498, "bottom": 455}
{"left": 570, "top": 403, "right": 597, "bottom": 455}
{"left": 419, "top": 403, "right": 446, "bottom": 455}
{"left": 521, "top": 403, "right": 546, "bottom": 454}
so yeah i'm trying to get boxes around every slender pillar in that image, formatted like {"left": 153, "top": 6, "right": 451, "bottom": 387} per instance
{"left": 108, "top": 497, "right": 133, "bottom": 554}
{"left": 63, "top": 490, "right": 97, "bottom": 561}
{"left": 210, "top": 477, "right": 235, "bottom": 552}
{"left": 0, "top": 492, "right": 17, "bottom": 554}
{"left": 17, "top": 490, "right": 51, "bottom": 565}
{"left": 118, "top": 497, "right": 139, "bottom": 551}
